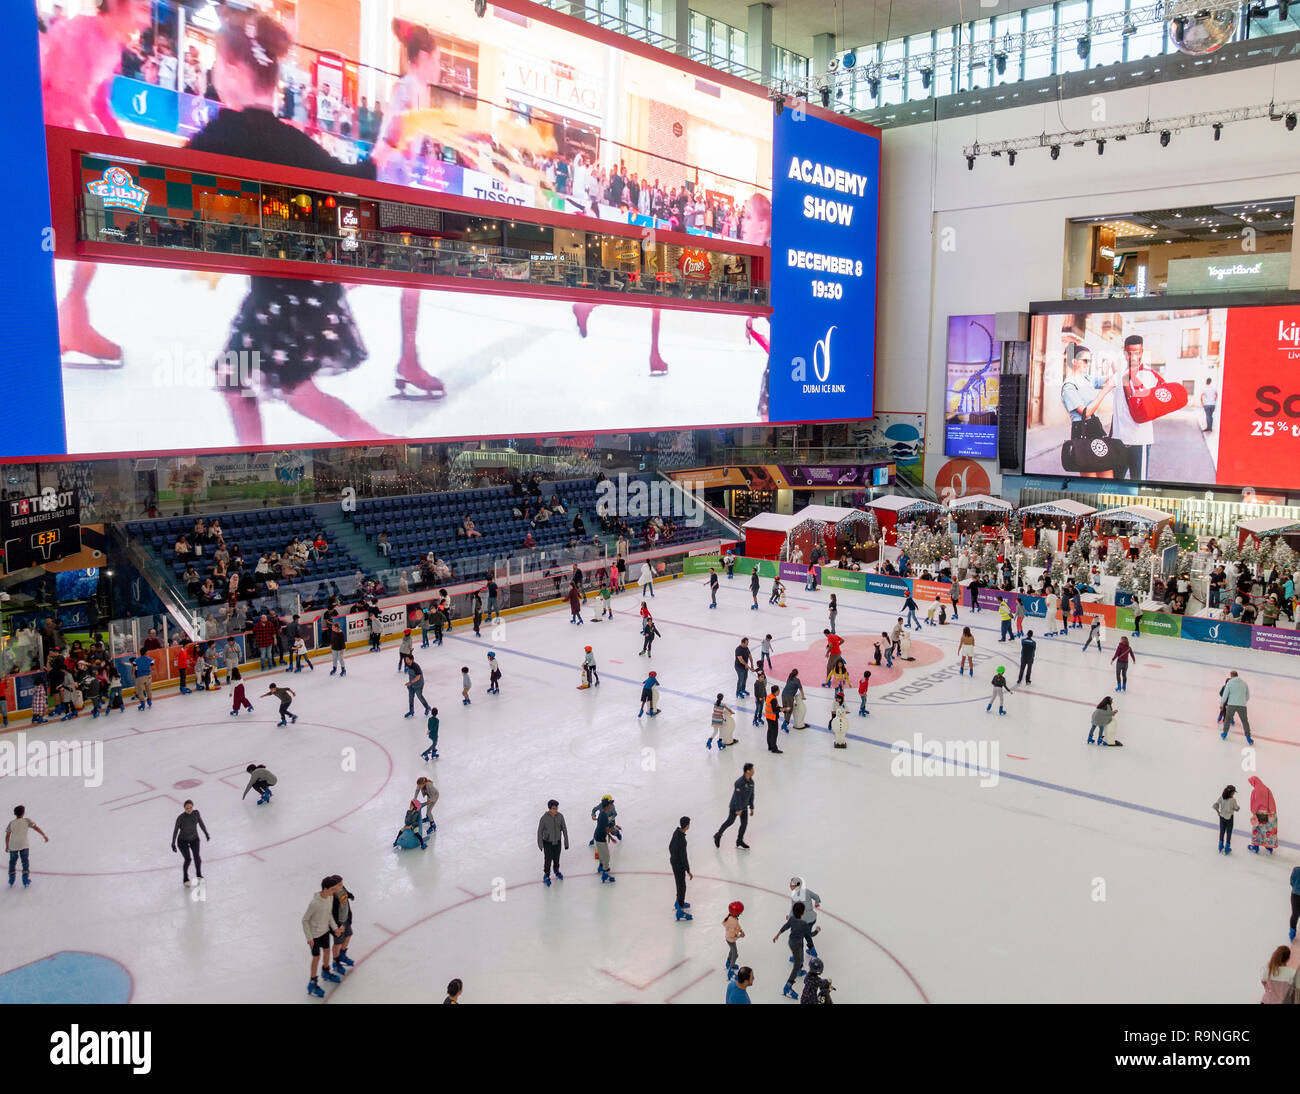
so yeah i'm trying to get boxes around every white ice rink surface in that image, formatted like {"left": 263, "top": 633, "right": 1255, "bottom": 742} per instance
{"left": 3, "top": 573, "right": 1297, "bottom": 1004}
{"left": 57, "top": 263, "right": 767, "bottom": 452}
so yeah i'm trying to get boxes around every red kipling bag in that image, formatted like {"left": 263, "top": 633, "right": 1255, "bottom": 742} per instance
{"left": 1123, "top": 368, "right": 1189, "bottom": 423}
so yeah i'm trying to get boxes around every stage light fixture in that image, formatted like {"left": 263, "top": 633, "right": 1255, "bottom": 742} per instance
{"left": 994, "top": 52, "right": 1007, "bottom": 75}
{"left": 920, "top": 67, "right": 933, "bottom": 89}
{"left": 820, "top": 85, "right": 831, "bottom": 107}
{"left": 1077, "top": 36, "right": 1091, "bottom": 59}
{"left": 1007, "top": 150, "right": 1016, "bottom": 166}
{"left": 1213, "top": 122, "right": 1223, "bottom": 139}
{"left": 966, "top": 154, "right": 975, "bottom": 170}
{"left": 1050, "top": 144, "right": 1060, "bottom": 159}
{"left": 1288, "top": 112, "right": 1298, "bottom": 130}
{"left": 868, "top": 76, "right": 880, "bottom": 98}
{"left": 1096, "top": 138, "right": 1106, "bottom": 154}
{"left": 1160, "top": 129, "right": 1171, "bottom": 146}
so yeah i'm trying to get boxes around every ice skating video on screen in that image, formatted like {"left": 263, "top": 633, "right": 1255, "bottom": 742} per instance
{"left": 39, "top": 0, "right": 774, "bottom": 247}
{"left": 1023, "top": 305, "right": 1300, "bottom": 492}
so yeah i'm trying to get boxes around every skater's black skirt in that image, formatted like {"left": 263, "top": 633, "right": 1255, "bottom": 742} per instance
{"left": 219, "top": 278, "right": 367, "bottom": 396}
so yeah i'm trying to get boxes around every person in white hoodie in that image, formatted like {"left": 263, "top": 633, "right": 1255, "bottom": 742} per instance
{"left": 789, "top": 876, "right": 822, "bottom": 957}
{"left": 639, "top": 561, "right": 656, "bottom": 598}
{"left": 1081, "top": 614, "right": 1104, "bottom": 653}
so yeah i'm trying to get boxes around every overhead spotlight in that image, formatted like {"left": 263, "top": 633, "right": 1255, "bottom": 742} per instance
{"left": 842, "top": 51, "right": 857, "bottom": 69}
{"left": 819, "top": 85, "right": 831, "bottom": 107}
{"left": 1249, "top": 2, "right": 1268, "bottom": 15}
{"left": 474, "top": 0, "right": 487, "bottom": 17}
{"left": 1194, "top": 7, "right": 1211, "bottom": 16}
{"left": 1007, "top": 150, "right": 1017, "bottom": 166}
{"left": 1072, "top": 139, "right": 1086, "bottom": 147}
{"left": 771, "top": 90, "right": 784, "bottom": 116}
{"left": 835, "top": 87, "right": 843, "bottom": 100}
{"left": 868, "top": 76, "right": 880, "bottom": 98}
{"left": 1122, "top": 19, "right": 1137, "bottom": 36}
{"left": 1288, "top": 112, "right": 1298, "bottom": 130}
{"left": 920, "top": 67, "right": 933, "bottom": 89}
{"left": 1212, "top": 122, "right": 1223, "bottom": 140}
{"left": 994, "top": 51, "right": 1007, "bottom": 75}
{"left": 966, "top": 154, "right": 975, "bottom": 170}
{"left": 1159, "top": 129, "right": 1171, "bottom": 146}
{"left": 1050, "top": 143, "right": 1060, "bottom": 159}
{"left": 1096, "top": 138, "right": 1106, "bottom": 155}
{"left": 1076, "top": 36, "right": 1090, "bottom": 59}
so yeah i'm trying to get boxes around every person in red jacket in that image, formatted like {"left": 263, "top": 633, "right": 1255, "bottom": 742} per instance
{"left": 822, "top": 630, "right": 844, "bottom": 687}
{"left": 252, "top": 613, "right": 278, "bottom": 671}
{"left": 176, "top": 643, "right": 193, "bottom": 695}
{"left": 857, "top": 669, "right": 871, "bottom": 717}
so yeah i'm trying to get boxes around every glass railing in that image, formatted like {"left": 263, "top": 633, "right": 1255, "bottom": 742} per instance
{"left": 80, "top": 208, "right": 770, "bottom": 306}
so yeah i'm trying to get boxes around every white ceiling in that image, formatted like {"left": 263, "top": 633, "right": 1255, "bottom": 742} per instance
{"left": 692, "top": 0, "right": 1069, "bottom": 59}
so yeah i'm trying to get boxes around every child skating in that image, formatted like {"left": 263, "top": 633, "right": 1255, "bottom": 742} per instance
{"left": 460, "top": 667, "right": 472, "bottom": 706}
{"left": 751, "top": 667, "right": 768, "bottom": 726}
{"left": 486, "top": 652, "right": 501, "bottom": 695}
{"left": 986, "top": 666, "right": 1012, "bottom": 714}
{"left": 1214, "top": 785, "right": 1239, "bottom": 854}
{"left": 1087, "top": 696, "right": 1121, "bottom": 746}
{"left": 1081, "top": 614, "right": 1104, "bottom": 653}
{"left": 708, "top": 694, "right": 735, "bottom": 750}
{"left": 857, "top": 670, "right": 871, "bottom": 717}
{"left": 580, "top": 646, "right": 600, "bottom": 688}
{"left": 709, "top": 568, "right": 720, "bottom": 609}
{"left": 722, "top": 901, "right": 746, "bottom": 978}
{"left": 637, "top": 671, "right": 661, "bottom": 718}
{"left": 261, "top": 684, "right": 297, "bottom": 725}
{"left": 749, "top": 570, "right": 760, "bottom": 611}
{"left": 241, "top": 764, "right": 277, "bottom": 805}
{"left": 640, "top": 615, "right": 661, "bottom": 657}
{"left": 421, "top": 708, "right": 440, "bottom": 761}
{"left": 293, "top": 635, "right": 314, "bottom": 671}
{"left": 230, "top": 681, "right": 254, "bottom": 716}
{"left": 393, "top": 798, "right": 428, "bottom": 850}
{"left": 958, "top": 627, "right": 975, "bottom": 676}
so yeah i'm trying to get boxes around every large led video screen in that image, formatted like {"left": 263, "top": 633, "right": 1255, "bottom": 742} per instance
{"left": 54, "top": 258, "right": 770, "bottom": 453}
{"left": 944, "top": 314, "right": 1000, "bottom": 459}
{"left": 1024, "top": 304, "right": 1300, "bottom": 490}
{"left": 37, "top": 0, "right": 773, "bottom": 245}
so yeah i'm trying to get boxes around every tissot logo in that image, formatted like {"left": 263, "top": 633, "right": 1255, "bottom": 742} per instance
{"left": 813, "top": 326, "right": 835, "bottom": 383}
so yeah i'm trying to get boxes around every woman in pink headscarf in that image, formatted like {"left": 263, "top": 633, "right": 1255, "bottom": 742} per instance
{"left": 1248, "top": 776, "right": 1278, "bottom": 855}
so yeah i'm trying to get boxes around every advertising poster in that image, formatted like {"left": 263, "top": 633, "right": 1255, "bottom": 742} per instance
{"left": 54, "top": 259, "right": 767, "bottom": 453}
{"left": 855, "top": 413, "right": 925, "bottom": 488}
{"left": 769, "top": 110, "right": 880, "bottom": 424}
{"left": 944, "top": 315, "right": 1001, "bottom": 459}
{"left": 36, "top": 0, "right": 772, "bottom": 245}
{"left": 1024, "top": 308, "right": 1228, "bottom": 486}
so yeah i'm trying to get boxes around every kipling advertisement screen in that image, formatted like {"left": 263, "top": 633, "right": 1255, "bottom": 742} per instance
{"left": 1023, "top": 305, "right": 1300, "bottom": 491}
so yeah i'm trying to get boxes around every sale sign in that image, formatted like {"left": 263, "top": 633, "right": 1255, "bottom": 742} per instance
{"left": 1215, "top": 306, "right": 1300, "bottom": 490}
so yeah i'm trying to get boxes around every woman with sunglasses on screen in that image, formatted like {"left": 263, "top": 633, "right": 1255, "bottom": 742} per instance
{"left": 184, "top": 10, "right": 392, "bottom": 447}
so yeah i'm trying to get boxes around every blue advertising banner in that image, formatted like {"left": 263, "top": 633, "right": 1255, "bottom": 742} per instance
{"left": 862, "top": 573, "right": 911, "bottom": 598}
{"left": 769, "top": 110, "right": 879, "bottom": 424}
{"left": 1180, "top": 615, "right": 1253, "bottom": 649}
{"left": 8, "top": 2, "right": 66, "bottom": 458}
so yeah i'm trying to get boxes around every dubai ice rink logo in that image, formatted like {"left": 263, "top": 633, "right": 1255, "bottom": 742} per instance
{"left": 595, "top": 474, "right": 703, "bottom": 523}
{"left": 85, "top": 167, "right": 148, "bottom": 213}
{"left": 889, "top": 732, "right": 1000, "bottom": 788}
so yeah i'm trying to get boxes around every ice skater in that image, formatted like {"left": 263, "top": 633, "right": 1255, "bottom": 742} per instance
{"left": 722, "top": 901, "right": 746, "bottom": 978}
{"left": 828, "top": 594, "right": 839, "bottom": 634}
{"left": 329, "top": 623, "right": 347, "bottom": 674}
{"left": 581, "top": 646, "right": 600, "bottom": 689}
{"left": 903, "top": 593, "right": 920, "bottom": 630}
{"left": 594, "top": 798, "right": 618, "bottom": 883}
{"left": 637, "top": 671, "right": 661, "bottom": 717}
{"left": 1081, "top": 614, "right": 1104, "bottom": 653}
{"left": 1214, "top": 785, "right": 1239, "bottom": 854}
{"left": 170, "top": 799, "right": 210, "bottom": 888}
{"left": 857, "top": 669, "right": 871, "bottom": 716}
{"left": 133, "top": 650, "right": 154, "bottom": 710}
{"left": 394, "top": 798, "right": 428, "bottom": 850}
{"left": 709, "top": 568, "right": 720, "bottom": 609}
{"left": 459, "top": 666, "right": 473, "bottom": 706}
{"left": 708, "top": 694, "right": 736, "bottom": 751}
{"left": 1111, "top": 636, "right": 1136, "bottom": 691}
{"left": 823, "top": 630, "right": 845, "bottom": 686}
{"left": 760, "top": 634, "right": 774, "bottom": 672}
{"left": 538, "top": 800, "right": 569, "bottom": 886}
{"left": 331, "top": 880, "right": 356, "bottom": 976}
{"left": 421, "top": 708, "right": 440, "bottom": 761}
{"left": 734, "top": 637, "right": 754, "bottom": 699}
{"left": 986, "top": 665, "right": 1012, "bottom": 714}
{"left": 415, "top": 775, "right": 439, "bottom": 835}
{"left": 1219, "top": 671, "right": 1254, "bottom": 745}
{"left": 472, "top": 594, "right": 483, "bottom": 637}
{"left": 1131, "top": 602, "right": 1144, "bottom": 636}
{"left": 827, "top": 658, "right": 850, "bottom": 694}
{"left": 639, "top": 562, "right": 656, "bottom": 598}
{"left": 1087, "top": 696, "right": 1121, "bottom": 746}
{"left": 6, "top": 806, "right": 48, "bottom": 889}
{"left": 303, "top": 876, "right": 344, "bottom": 997}
{"left": 749, "top": 569, "right": 760, "bottom": 610}
{"left": 241, "top": 763, "right": 277, "bottom": 805}
{"left": 261, "top": 683, "right": 297, "bottom": 725}
{"left": 781, "top": 670, "right": 807, "bottom": 732}
{"left": 368, "top": 613, "right": 383, "bottom": 653}
{"left": 763, "top": 685, "right": 783, "bottom": 753}
{"left": 568, "top": 582, "right": 585, "bottom": 625}
{"left": 713, "top": 764, "right": 755, "bottom": 849}
{"left": 1042, "top": 592, "right": 1063, "bottom": 637}
{"left": 398, "top": 628, "right": 414, "bottom": 671}
{"left": 640, "top": 615, "right": 661, "bottom": 657}
{"left": 751, "top": 667, "right": 768, "bottom": 726}
{"left": 1016, "top": 630, "right": 1036, "bottom": 685}
{"left": 670, "top": 817, "right": 693, "bottom": 921}
{"left": 230, "top": 681, "right": 254, "bottom": 716}
{"left": 773, "top": 902, "right": 820, "bottom": 1000}
{"left": 997, "top": 599, "right": 1013, "bottom": 642}
{"left": 1248, "top": 776, "right": 1278, "bottom": 855}
{"left": 486, "top": 652, "right": 502, "bottom": 695}
{"left": 958, "top": 627, "right": 976, "bottom": 676}
{"left": 801, "top": 958, "right": 835, "bottom": 1004}
{"left": 926, "top": 599, "right": 939, "bottom": 626}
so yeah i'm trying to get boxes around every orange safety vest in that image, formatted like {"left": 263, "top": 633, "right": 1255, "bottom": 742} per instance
{"left": 764, "top": 694, "right": 779, "bottom": 721}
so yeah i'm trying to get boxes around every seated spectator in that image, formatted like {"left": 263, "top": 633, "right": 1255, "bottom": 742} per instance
{"left": 183, "top": 564, "right": 201, "bottom": 596}
{"left": 174, "top": 534, "right": 193, "bottom": 558}
{"left": 213, "top": 538, "right": 230, "bottom": 567}
{"left": 200, "top": 578, "right": 218, "bottom": 603}
{"left": 1241, "top": 599, "right": 1258, "bottom": 625}
{"left": 212, "top": 557, "right": 228, "bottom": 580}
{"left": 313, "top": 532, "right": 329, "bottom": 557}
{"left": 255, "top": 553, "right": 272, "bottom": 576}
{"left": 376, "top": 532, "right": 391, "bottom": 558}
{"left": 533, "top": 506, "right": 551, "bottom": 525}
{"left": 523, "top": 530, "right": 537, "bottom": 549}
{"left": 464, "top": 516, "right": 482, "bottom": 539}
{"left": 572, "top": 513, "right": 585, "bottom": 536}
{"left": 280, "top": 556, "right": 299, "bottom": 580}
{"left": 193, "top": 517, "right": 208, "bottom": 543}
{"left": 434, "top": 558, "right": 452, "bottom": 582}
{"left": 208, "top": 518, "right": 223, "bottom": 541}
{"left": 550, "top": 493, "right": 566, "bottom": 515}
{"left": 528, "top": 476, "right": 543, "bottom": 498}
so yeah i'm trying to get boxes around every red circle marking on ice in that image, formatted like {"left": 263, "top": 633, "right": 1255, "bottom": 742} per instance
{"left": 172, "top": 778, "right": 202, "bottom": 790}
{"left": 769, "top": 635, "right": 948, "bottom": 688}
